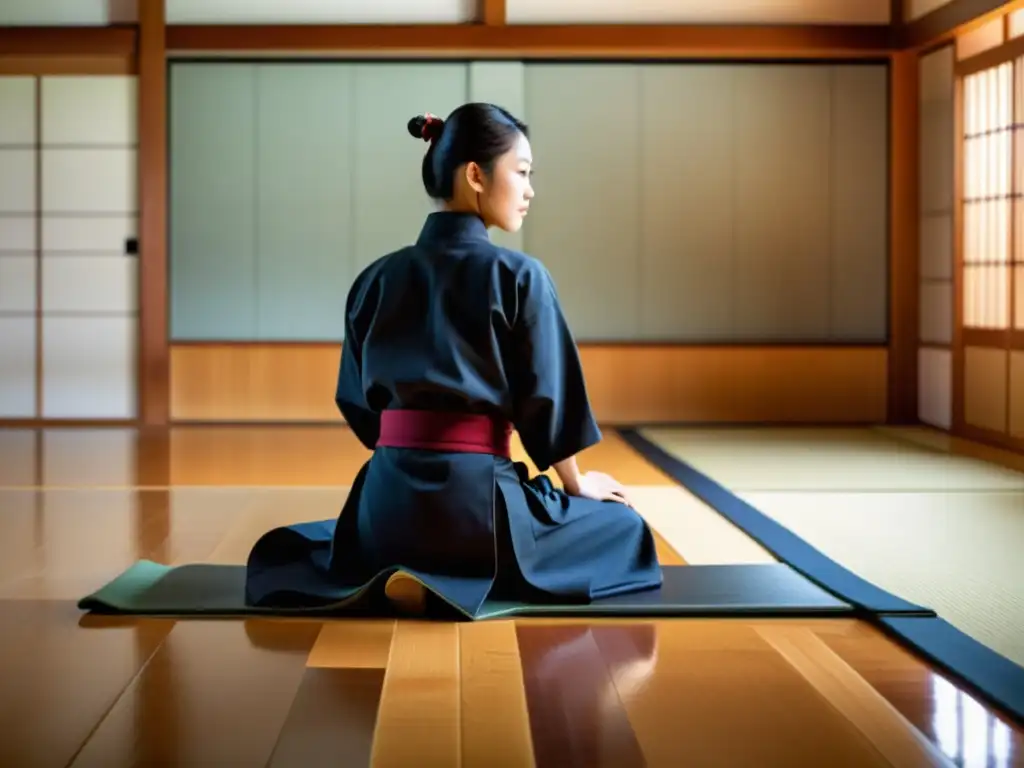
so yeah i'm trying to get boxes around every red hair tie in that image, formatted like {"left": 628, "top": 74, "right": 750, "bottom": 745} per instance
{"left": 421, "top": 113, "right": 439, "bottom": 143}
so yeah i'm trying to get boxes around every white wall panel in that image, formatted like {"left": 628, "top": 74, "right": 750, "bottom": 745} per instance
{"left": 42, "top": 256, "right": 136, "bottom": 313}
{"left": 507, "top": 0, "right": 889, "bottom": 24}
{"left": 920, "top": 282, "right": 953, "bottom": 344}
{"left": 167, "top": 0, "right": 475, "bottom": 24}
{"left": 42, "top": 216, "right": 136, "bottom": 253}
{"left": 42, "top": 317, "right": 136, "bottom": 418}
{"left": 468, "top": 62, "right": 526, "bottom": 253}
{"left": 255, "top": 64, "right": 354, "bottom": 342}
{"left": 732, "top": 65, "right": 831, "bottom": 340}
{"left": 350, "top": 64, "right": 469, "bottom": 275}
{"left": 829, "top": 64, "right": 888, "bottom": 341}
{"left": 919, "top": 103, "right": 954, "bottom": 214}
{"left": 0, "top": 78, "right": 36, "bottom": 145}
{"left": 917, "top": 43, "right": 954, "bottom": 429}
{"left": 919, "top": 45, "right": 954, "bottom": 102}
{"left": 0, "top": 0, "right": 135, "bottom": 25}
{"left": 41, "top": 77, "right": 137, "bottom": 146}
{"left": 42, "top": 149, "right": 137, "bottom": 214}
{"left": 918, "top": 347, "right": 952, "bottom": 429}
{"left": 0, "top": 77, "right": 38, "bottom": 421}
{"left": 0, "top": 217, "right": 37, "bottom": 253}
{"left": 639, "top": 65, "right": 735, "bottom": 340}
{"left": 0, "top": 256, "right": 36, "bottom": 313}
{"left": 0, "top": 318, "right": 36, "bottom": 418}
{"left": 524, "top": 64, "right": 642, "bottom": 340}
{"left": 36, "top": 73, "right": 139, "bottom": 422}
{"left": 920, "top": 213, "right": 953, "bottom": 279}
{"left": 0, "top": 150, "right": 37, "bottom": 214}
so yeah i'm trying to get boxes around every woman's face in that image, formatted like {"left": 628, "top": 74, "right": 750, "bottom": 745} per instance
{"left": 467, "top": 133, "right": 535, "bottom": 233}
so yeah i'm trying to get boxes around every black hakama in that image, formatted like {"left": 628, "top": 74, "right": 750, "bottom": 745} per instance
{"left": 244, "top": 212, "right": 663, "bottom": 618}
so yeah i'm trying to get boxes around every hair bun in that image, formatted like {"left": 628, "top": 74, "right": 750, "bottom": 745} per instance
{"left": 407, "top": 113, "right": 444, "bottom": 143}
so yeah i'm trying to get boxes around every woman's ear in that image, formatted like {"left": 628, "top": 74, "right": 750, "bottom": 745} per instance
{"left": 464, "top": 161, "right": 486, "bottom": 194}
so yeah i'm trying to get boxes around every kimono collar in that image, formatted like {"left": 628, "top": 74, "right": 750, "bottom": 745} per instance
{"left": 416, "top": 211, "right": 491, "bottom": 246}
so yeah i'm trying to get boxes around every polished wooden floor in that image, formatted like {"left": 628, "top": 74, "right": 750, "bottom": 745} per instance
{"left": 0, "top": 426, "right": 1022, "bottom": 766}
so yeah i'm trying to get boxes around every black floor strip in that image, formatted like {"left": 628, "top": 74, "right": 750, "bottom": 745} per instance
{"left": 618, "top": 427, "right": 1024, "bottom": 728}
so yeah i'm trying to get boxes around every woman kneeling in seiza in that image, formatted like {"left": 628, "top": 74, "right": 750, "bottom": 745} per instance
{"left": 244, "top": 103, "right": 663, "bottom": 617}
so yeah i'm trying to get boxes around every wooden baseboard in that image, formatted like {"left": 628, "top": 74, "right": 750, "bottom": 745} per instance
{"left": 168, "top": 343, "right": 889, "bottom": 425}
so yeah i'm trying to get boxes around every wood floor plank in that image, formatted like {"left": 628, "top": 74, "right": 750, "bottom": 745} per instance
{"left": 460, "top": 621, "right": 535, "bottom": 768}
{"left": 819, "top": 625, "right": 1024, "bottom": 766}
{"left": 370, "top": 621, "right": 461, "bottom": 767}
{"left": 516, "top": 623, "right": 647, "bottom": 768}
{"left": 68, "top": 620, "right": 322, "bottom": 767}
{"left": 757, "top": 626, "right": 954, "bottom": 767}
{"left": 267, "top": 667, "right": 385, "bottom": 767}
{"left": 608, "top": 620, "right": 896, "bottom": 767}
{"left": 306, "top": 620, "right": 395, "bottom": 669}
{"left": 0, "top": 602, "right": 173, "bottom": 768}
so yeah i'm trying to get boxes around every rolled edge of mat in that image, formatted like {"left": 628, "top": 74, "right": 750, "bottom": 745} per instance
{"left": 616, "top": 428, "right": 932, "bottom": 617}
{"left": 77, "top": 559, "right": 174, "bottom": 611}
{"left": 878, "top": 616, "right": 1024, "bottom": 728}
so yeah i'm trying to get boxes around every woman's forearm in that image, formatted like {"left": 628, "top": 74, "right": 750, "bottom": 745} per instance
{"left": 553, "top": 456, "right": 581, "bottom": 494}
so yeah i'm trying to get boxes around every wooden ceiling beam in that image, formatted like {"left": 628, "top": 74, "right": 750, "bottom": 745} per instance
{"left": 165, "top": 23, "right": 894, "bottom": 58}
{"left": 0, "top": 25, "right": 137, "bottom": 56}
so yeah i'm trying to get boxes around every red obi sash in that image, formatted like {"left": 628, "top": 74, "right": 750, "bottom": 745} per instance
{"left": 376, "top": 409, "right": 513, "bottom": 458}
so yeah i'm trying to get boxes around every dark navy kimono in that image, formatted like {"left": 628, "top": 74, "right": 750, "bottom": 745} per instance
{"left": 244, "top": 211, "right": 663, "bottom": 618}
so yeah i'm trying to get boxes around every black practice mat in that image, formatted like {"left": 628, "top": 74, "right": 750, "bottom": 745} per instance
{"left": 78, "top": 560, "right": 854, "bottom": 620}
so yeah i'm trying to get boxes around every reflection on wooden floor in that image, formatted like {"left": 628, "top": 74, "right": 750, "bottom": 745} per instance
{"left": 0, "top": 426, "right": 1021, "bottom": 766}
{"left": 0, "top": 426, "right": 675, "bottom": 488}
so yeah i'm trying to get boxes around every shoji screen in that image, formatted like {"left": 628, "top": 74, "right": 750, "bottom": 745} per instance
{"left": 918, "top": 46, "right": 955, "bottom": 430}
{"left": 522, "top": 64, "right": 643, "bottom": 341}
{"left": 0, "top": 77, "right": 37, "bottom": 418}
{"left": 0, "top": 75, "right": 137, "bottom": 420}
{"left": 468, "top": 62, "right": 526, "bottom": 253}
{"left": 349, "top": 64, "right": 467, "bottom": 280}
{"left": 170, "top": 61, "right": 888, "bottom": 345}
{"left": 40, "top": 76, "right": 138, "bottom": 419}
{"left": 960, "top": 57, "right": 1024, "bottom": 440}
{"left": 170, "top": 62, "right": 468, "bottom": 342}
{"left": 523, "top": 62, "right": 889, "bottom": 342}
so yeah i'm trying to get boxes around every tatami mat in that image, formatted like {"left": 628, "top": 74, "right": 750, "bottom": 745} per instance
{"left": 626, "top": 486, "right": 776, "bottom": 566}
{"left": 638, "top": 427, "right": 1024, "bottom": 491}
{"left": 634, "top": 427, "right": 1024, "bottom": 670}
{"left": 739, "top": 490, "right": 1024, "bottom": 669}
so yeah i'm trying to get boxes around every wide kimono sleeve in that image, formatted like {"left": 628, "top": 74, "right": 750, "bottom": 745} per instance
{"left": 510, "top": 262, "right": 602, "bottom": 472}
{"left": 335, "top": 280, "right": 380, "bottom": 451}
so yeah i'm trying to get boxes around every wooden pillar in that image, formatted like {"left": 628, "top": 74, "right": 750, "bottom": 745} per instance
{"left": 480, "top": 0, "right": 507, "bottom": 26}
{"left": 138, "top": 0, "right": 169, "bottom": 426}
{"left": 888, "top": 50, "right": 921, "bottom": 424}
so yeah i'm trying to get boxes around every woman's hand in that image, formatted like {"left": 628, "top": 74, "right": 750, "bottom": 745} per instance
{"left": 564, "top": 471, "right": 633, "bottom": 508}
